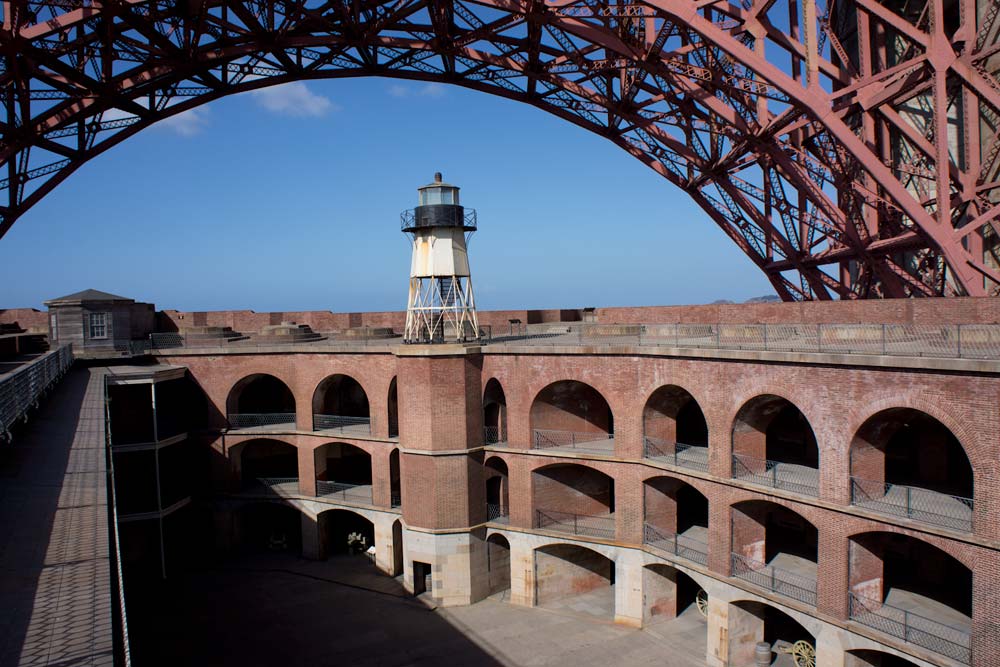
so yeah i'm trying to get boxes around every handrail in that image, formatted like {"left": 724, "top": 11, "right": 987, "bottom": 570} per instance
{"left": 730, "top": 553, "right": 817, "bottom": 606}
{"left": 643, "top": 436, "right": 710, "bottom": 472}
{"left": 0, "top": 344, "right": 73, "bottom": 442}
{"left": 535, "top": 508, "right": 615, "bottom": 539}
{"left": 143, "top": 322, "right": 1000, "bottom": 360}
{"left": 532, "top": 428, "right": 614, "bottom": 453}
{"left": 227, "top": 412, "right": 296, "bottom": 429}
{"left": 731, "top": 453, "right": 819, "bottom": 497}
{"left": 487, "top": 503, "right": 509, "bottom": 523}
{"left": 312, "top": 414, "right": 372, "bottom": 434}
{"left": 849, "top": 591, "right": 971, "bottom": 664}
{"left": 850, "top": 477, "right": 973, "bottom": 532}
{"left": 484, "top": 425, "right": 507, "bottom": 445}
{"left": 643, "top": 523, "right": 708, "bottom": 565}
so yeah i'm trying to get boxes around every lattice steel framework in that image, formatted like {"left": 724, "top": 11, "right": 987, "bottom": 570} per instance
{"left": 1, "top": 0, "right": 999, "bottom": 299}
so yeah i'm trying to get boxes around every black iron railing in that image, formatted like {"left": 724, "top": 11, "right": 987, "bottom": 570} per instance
{"left": 643, "top": 523, "right": 708, "bottom": 565}
{"left": 849, "top": 592, "right": 971, "bottom": 664}
{"left": 535, "top": 509, "right": 615, "bottom": 539}
{"left": 850, "top": 477, "right": 973, "bottom": 532}
{"left": 730, "top": 553, "right": 817, "bottom": 606}
{"left": 731, "top": 454, "right": 819, "bottom": 497}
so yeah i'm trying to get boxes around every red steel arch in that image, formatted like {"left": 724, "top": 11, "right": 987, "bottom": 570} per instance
{"left": 1, "top": 0, "right": 998, "bottom": 299}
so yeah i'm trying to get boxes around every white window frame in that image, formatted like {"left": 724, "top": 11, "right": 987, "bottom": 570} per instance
{"left": 50, "top": 313, "right": 57, "bottom": 341}
{"left": 88, "top": 312, "right": 110, "bottom": 340}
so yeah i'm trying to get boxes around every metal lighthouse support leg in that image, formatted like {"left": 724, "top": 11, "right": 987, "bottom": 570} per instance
{"left": 401, "top": 173, "right": 481, "bottom": 344}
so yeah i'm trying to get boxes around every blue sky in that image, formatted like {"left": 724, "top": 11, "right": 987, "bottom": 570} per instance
{"left": 0, "top": 78, "right": 774, "bottom": 312}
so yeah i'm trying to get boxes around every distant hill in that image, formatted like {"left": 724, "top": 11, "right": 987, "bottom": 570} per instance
{"left": 744, "top": 295, "right": 781, "bottom": 303}
{"left": 710, "top": 299, "right": 736, "bottom": 305}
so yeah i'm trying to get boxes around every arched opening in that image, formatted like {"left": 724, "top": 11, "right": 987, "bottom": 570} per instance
{"left": 850, "top": 408, "right": 974, "bottom": 531}
{"left": 529, "top": 380, "right": 614, "bottom": 455}
{"left": 643, "top": 385, "right": 709, "bottom": 471}
{"left": 235, "top": 439, "right": 298, "bottom": 490}
{"left": 483, "top": 378, "right": 508, "bottom": 444}
{"left": 226, "top": 374, "right": 296, "bottom": 430}
{"left": 485, "top": 456, "right": 509, "bottom": 523}
{"left": 846, "top": 650, "right": 921, "bottom": 667}
{"left": 534, "top": 543, "right": 614, "bottom": 620}
{"left": 313, "top": 442, "right": 373, "bottom": 504}
{"left": 848, "top": 532, "right": 971, "bottom": 663}
{"left": 234, "top": 503, "right": 302, "bottom": 555}
{"left": 642, "top": 477, "right": 709, "bottom": 564}
{"left": 389, "top": 449, "right": 401, "bottom": 508}
{"left": 728, "top": 600, "right": 815, "bottom": 666}
{"left": 532, "top": 464, "right": 615, "bottom": 539}
{"left": 387, "top": 377, "right": 399, "bottom": 439}
{"left": 642, "top": 564, "right": 706, "bottom": 634}
{"left": 730, "top": 501, "right": 817, "bottom": 606}
{"left": 318, "top": 509, "right": 375, "bottom": 561}
{"left": 487, "top": 533, "right": 511, "bottom": 598}
{"left": 732, "top": 395, "right": 819, "bottom": 496}
{"left": 391, "top": 519, "right": 404, "bottom": 576}
{"left": 312, "top": 374, "right": 371, "bottom": 435}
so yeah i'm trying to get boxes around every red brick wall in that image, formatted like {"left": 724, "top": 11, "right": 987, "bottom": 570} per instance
{"left": 158, "top": 341, "right": 1000, "bottom": 666}
{"left": 0, "top": 308, "right": 47, "bottom": 332}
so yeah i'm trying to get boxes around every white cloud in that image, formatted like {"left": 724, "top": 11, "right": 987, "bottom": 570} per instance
{"left": 386, "top": 82, "right": 447, "bottom": 98}
{"left": 418, "top": 83, "right": 446, "bottom": 98}
{"left": 249, "top": 82, "right": 338, "bottom": 117}
{"left": 158, "top": 107, "right": 210, "bottom": 137}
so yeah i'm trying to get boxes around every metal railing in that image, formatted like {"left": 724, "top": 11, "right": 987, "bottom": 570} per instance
{"left": 849, "top": 592, "right": 971, "bottom": 664}
{"left": 256, "top": 477, "right": 299, "bottom": 496}
{"left": 850, "top": 477, "right": 974, "bottom": 532}
{"left": 484, "top": 425, "right": 507, "bottom": 445}
{"left": 730, "top": 553, "right": 817, "bottom": 606}
{"left": 643, "top": 436, "right": 710, "bottom": 472}
{"left": 312, "top": 414, "right": 372, "bottom": 435}
{"left": 731, "top": 454, "right": 819, "bottom": 497}
{"left": 316, "top": 480, "right": 374, "bottom": 504}
{"left": 227, "top": 412, "right": 296, "bottom": 429}
{"left": 142, "top": 322, "right": 1000, "bottom": 359}
{"left": 0, "top": 345, "right": 73, "bottom": 441}
{"left": 532, "top": 428, "right": 614, "bottom": 454}
{"left": 493, "top": 322, "right": 1000, "bottom": 359}
{"left": 149, "top": 332, "right": 185, "bottom": 349}
{"left": 643, "top": 523, "right": 708, "bottom": 565}
{"left": 535, "top": 509, "right": 616, "bottom": 540}
{"left": 112, "top": 339, "right": 152, "bottom": 356}
{"left": 487, "top": 503, "right": 509, "bottom": 524}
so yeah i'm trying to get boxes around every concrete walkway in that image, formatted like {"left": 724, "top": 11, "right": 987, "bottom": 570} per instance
{"left": 0, "top": 367, "right": 115, "bottom": 667}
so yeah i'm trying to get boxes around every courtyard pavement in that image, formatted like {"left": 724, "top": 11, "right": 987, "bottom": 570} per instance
{"left": 126, "top": 552, "right": 710, "bottom": 667}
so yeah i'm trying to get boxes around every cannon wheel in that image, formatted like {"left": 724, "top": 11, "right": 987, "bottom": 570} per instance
{"left": 695, "top": 589, "right": 708, "bottom": 617}
{"left": 790, "top": 640, "right": 815, "bottom": 667}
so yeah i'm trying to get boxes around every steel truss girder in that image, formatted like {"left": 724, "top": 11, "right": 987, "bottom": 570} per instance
{"left": 1, "top": 0, "right": 998, "bottom": 299}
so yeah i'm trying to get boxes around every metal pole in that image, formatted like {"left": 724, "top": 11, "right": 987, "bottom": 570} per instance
{"left": 151, "top": 382, "right": 167, "bottom": 580}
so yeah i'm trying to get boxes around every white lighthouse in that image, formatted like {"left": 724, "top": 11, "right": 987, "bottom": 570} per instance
{"left": 401, "top": 173, "right": 480, "bottom": 343}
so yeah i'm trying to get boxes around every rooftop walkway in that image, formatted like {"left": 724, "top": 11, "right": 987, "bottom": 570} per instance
{"left": 0, "top": 366, "right": 119, "bottom": 667}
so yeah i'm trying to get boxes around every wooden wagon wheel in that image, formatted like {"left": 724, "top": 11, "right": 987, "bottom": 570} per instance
{"left": 695, "top": 589, "right": 708, "bottom": 617}
{"left": 790, "top": 640, "right": 815, "bottom": 667}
